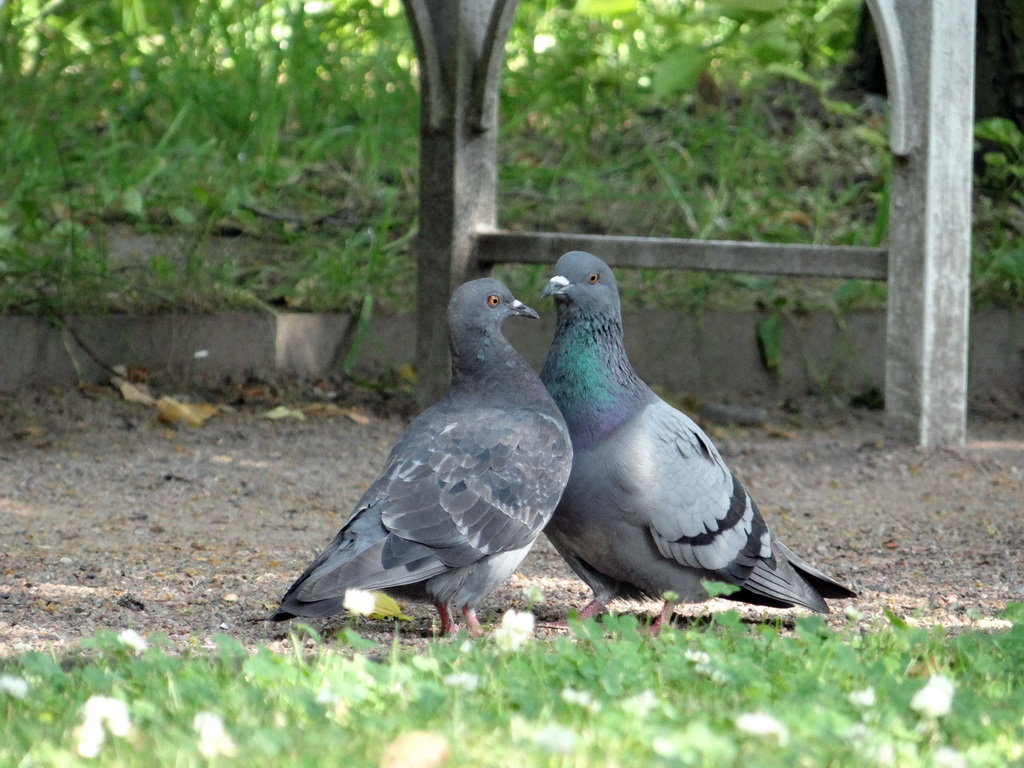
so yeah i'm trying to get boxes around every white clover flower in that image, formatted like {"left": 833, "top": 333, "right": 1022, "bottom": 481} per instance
{"left": 932, "top": 746, "right": 967, "bottom": 768}
{"left": 621, "top": 689, "right": 658, "bottom": 717}
{"left": 76, "top": 720, "right": 105, "bottom": 759}
{"left": 848, "top": 687, "right": 877, "bottom": 707}
{"left": 342, "top": 588, "right": 377, "bottom": 617}
{"left": 844, "top": 724, "right": 897, "bottom": 767}
{"left": 561, "top": 687, "right": 601, "bottom": 713}
{"left": 314, "top": 687, "right": 340, "bottom": 706}
{"left": 910, "top": 675, "right": 955, "bottom": 719}
{"left": 314, "top": 687, "right": 350, "bottom": 721}
{"left": 84, "top": 696, "right": 131, "bottom": 737}
{"left": 845, "top": 605, "right": 865, "bottom": 622}
{"left": 0, "top": 674, "right": 29, "bottom": 699}
{"left": 683, "top": 649, "right": 712, "bottom": 665}
{"left": 866, "top": 741, "right": 897, "bottom": 766}
{"left": 76, "top": 696, "right": 131, "bottom": 757}
{"left": 442, "top": 672, "right": 480, "bottom": 692}
{"left": 735, "top": 712, "right": 790, "bottom": 746}
{"left": 652, "top": 736, "right": 677, "bottom": 758}
{"left": 117, "top": 629, "right": 148, "bottom": 653}
{"left": 493, "top": 609, "right": 534, "bottom": 651}
{"left": 684, "top": 647, "right": 726, "bottom": 683}
{"left": 533, "top": 33, "right": 556, "bottom": 55}
{"left": 532, "top": 724, "right": 576, "bottom": 753}
{"left": 194, "top": 711, "right": 237, "bottom": 758}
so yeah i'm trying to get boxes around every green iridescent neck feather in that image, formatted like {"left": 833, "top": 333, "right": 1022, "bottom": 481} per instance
{"left": 541, "top": 311, "right": 650, "bottom": 444}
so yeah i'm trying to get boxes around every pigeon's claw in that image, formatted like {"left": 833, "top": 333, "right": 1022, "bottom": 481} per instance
{"left": 435, "top": 603, "right": 455, "bottom": 636}
{"left": 462, "top": 607, "right": 485, "bottom": 637}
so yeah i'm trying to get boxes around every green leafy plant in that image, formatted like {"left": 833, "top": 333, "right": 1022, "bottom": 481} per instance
{"left": 3, "top": 608, "right": 1023, "bottom": 766}
{"left": 976, "top": 117, "right": 1024, "bottom": 203}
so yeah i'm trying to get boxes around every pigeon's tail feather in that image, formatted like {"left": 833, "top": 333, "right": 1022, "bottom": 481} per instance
{"left": 737, "top": 560, "right": 829, "bottom": 613}
{"left": 730, "top": 540, "right": 854, "bottom": 613}
{"left": 270, "top": 507, "right": 448, "bottom": 621}
{"left": 271, "top": 538, "right": 448, "bottom": 620}
{"left": 775, "top": 540, "right": 858, "bottom": 600}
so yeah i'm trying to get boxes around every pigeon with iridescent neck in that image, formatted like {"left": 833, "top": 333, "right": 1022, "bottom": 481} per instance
{"left": 271, "top": 278, "right": 572, "bottom": 635}
{"left": 539, "top": 251, "right": 854, "bottom": 630}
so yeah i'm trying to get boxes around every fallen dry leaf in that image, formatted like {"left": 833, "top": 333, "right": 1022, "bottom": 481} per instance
{"left": 156, "top": 397, "right": 218, "bottom": 427}
{"left": 780, "top": 210, "right": 813, "bottom": 228}
{"left": 124, "top": 365, "right": 149, "bottom": 383}
{"left": 263, "top": 405, "right": 306, "bottom": 421}
{"left": 115, "top": 379, "right": 156, "bottom": 406}
{"left": 111, "top": 365, "right": 156, "bottom": 405}
{"left": 300, "top": 402, "right": 346, "bottom": 418}
{"left": 763, "top": 423, "right": 796, "bottom": 439}
{"left": 345, "top": 408, "right": 372, "bottom": 425}
{"left": 12, "top": 425, "right": 45, "bottom": 441}
{"left": 300, "top": 403, "right": 373, "bottom": 424}
{"left": 368, "top": 592, "right": 413, "bottom": 622}
{"left": 379, "top": 731, "right": 449, "bottom": 768}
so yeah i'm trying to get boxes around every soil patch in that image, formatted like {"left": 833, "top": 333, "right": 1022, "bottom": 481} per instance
{"left": 2, "top": 382, "right": 1022, "bottom": 655}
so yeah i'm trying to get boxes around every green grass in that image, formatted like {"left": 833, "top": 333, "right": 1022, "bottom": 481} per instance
{"left": 0, "top": 0, "right": 421, "bottom": 316}
{"left": 1, "top": 0, "right": 1022, "bottom": 319}
{"left": 3, "top": 607, "right": 1024, "bottom": 767}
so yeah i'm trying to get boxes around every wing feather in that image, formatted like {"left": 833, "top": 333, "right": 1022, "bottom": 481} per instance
{"left": 629, "top": 401, "right": 771, "bottom": 583}
{"left": 378, "top": 406, "right": 571, "bottom": 567}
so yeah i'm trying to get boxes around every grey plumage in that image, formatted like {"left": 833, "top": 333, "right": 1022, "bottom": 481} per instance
{"left": 271, "top": 278, "right": 572, "bottom": 635}
{"left": 539, "top": 251, "right": 854, "bottom": 629}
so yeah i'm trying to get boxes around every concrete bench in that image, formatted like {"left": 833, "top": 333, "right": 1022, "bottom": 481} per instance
{"left": 401, "top": 0, "right": 976, "bottom": 447}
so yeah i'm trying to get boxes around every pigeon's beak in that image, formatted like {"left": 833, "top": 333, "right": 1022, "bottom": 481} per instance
{"left": 541, "top": 275, "right": 570, "bottom": 299}
{"left": 511, "top": 299, "right": 540, "bottom": 320}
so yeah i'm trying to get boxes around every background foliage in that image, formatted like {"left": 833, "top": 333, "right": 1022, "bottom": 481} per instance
{"left": 1, "top": 0, "right": 1022, "bottom": 316}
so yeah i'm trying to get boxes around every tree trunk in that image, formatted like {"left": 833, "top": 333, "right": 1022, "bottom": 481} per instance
{"left": 842, "top": 0, "right": 1024, "bottom": 128}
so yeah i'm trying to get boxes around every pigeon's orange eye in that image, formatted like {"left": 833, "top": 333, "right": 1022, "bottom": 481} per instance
{"left": 487, "top": 294, "right": 501, "bottom": 307}
{"left": 588, "top": 273, "right": 600, "bottom": 284}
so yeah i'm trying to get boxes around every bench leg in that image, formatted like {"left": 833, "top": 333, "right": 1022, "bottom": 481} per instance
{"left": 403, "top": 0, "right": 519, "bottom": 406}
{"left": 883, "top": 0, "right": 976, "bottom": 446}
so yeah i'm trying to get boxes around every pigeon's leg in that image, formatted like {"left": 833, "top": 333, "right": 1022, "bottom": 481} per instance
{"left": 575, "top": 598, "right": 609, "bottom": 620}
{"left": 461, "top": 606, "right": 485, "bottom": 637}
{"left": 435, "top": 602, "right": 455, "bottom": 635}
{"left": 649, "top": 600, "right": 678, "bottom": 635}
{"left": 540, "top": 597, "right": 609, "bottom": 629}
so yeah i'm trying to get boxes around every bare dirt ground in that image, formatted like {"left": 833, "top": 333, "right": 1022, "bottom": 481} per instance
{"left": 2, "top": 380, "right": 1023, "bottom": 656}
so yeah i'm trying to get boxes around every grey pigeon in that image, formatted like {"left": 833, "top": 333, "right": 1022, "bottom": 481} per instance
{"left": 271, "top": 278, "right": 572, "bottom": 635}
{"left": 539, "top": 251, "right": 854, "bottom": 630}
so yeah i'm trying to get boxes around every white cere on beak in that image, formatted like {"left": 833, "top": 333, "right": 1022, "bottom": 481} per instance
{"left": 548, "top": 275, "right": 570, "bottom": 288}
{"left": 512, "top": 300, "right": 525, "bottom": 309}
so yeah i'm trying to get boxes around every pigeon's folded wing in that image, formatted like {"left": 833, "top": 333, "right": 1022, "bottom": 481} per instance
{"left": 378, "top": 407, "right": 571, "bottom": 567}
{"left": 633, "top": 401, "right": 773, "bottom": 583}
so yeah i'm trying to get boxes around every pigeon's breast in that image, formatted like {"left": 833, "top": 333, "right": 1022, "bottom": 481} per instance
{"left": 550, "top": 420, "right": 710, "bottom": 598}
{"left": 561, "top": 409, "right": 663, "bottom": 529}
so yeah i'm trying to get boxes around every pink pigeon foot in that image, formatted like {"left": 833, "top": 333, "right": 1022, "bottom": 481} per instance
{"left": 435, "top": 603, "right": 455, "bottom": 635}
{"left": 648, "top": 601, "right": 678, "bottom": 635}
{"left": 539, "top": 598, "right": 609, "bottom": 629}
{"left": 462, "top": 606, "right": 485, "bottom": 637}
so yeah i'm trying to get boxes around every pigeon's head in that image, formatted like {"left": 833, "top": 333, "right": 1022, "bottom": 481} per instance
{"left": 448, "top": 278, "right": 540, "bottom": 336}
{"left": 447, "top": 278, "right": 540, "bottom": 381}
{"left": 541, "top": 251, "right": 620, "bottom": 318}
